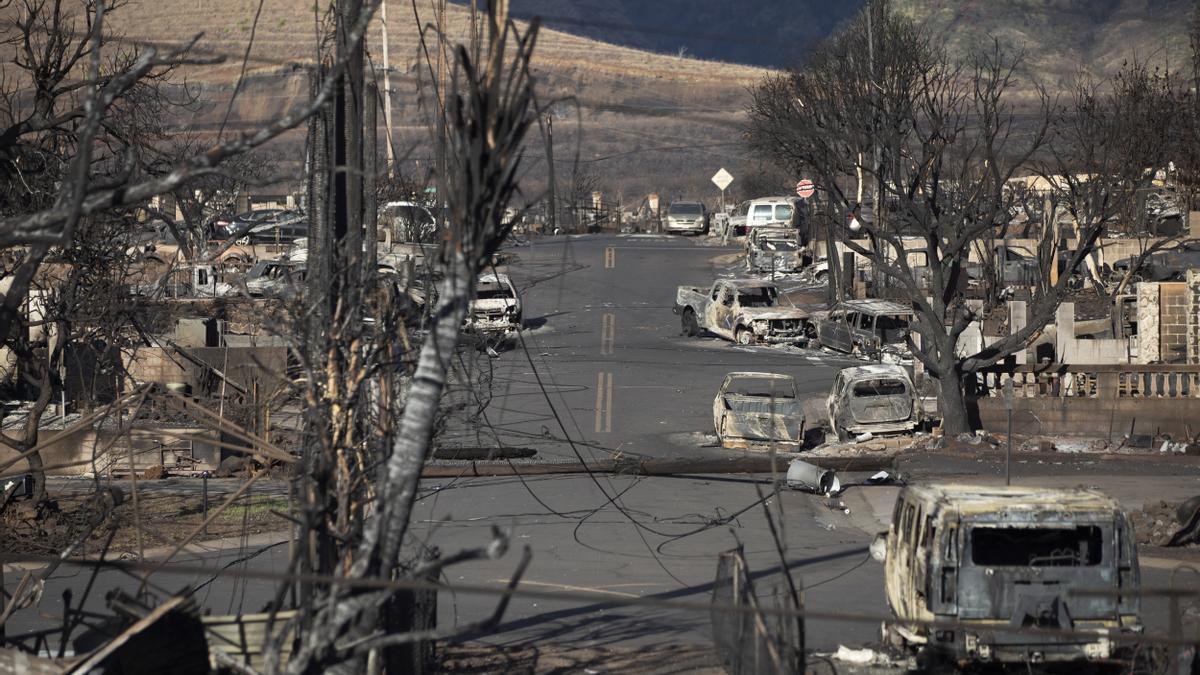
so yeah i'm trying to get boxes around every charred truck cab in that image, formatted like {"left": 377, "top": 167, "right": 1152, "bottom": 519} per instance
{"left": 880, "top": 484, "right": 1141, "bottom": 665}
{"left": 464, "top": 273, "right": 522, "bottom": 346}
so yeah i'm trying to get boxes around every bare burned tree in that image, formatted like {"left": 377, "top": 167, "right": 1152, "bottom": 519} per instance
{"left": 0, "top": 0, "right": 385, "bottom": 504}
{"left": 1044, "top": 62, "right": 1187, "bottom": 300}
{"left": 281, "top": 7, "right": 541, "bottom": 673}
{"left": 746, "top": 3, "right": 1184, "bottom": 434}
{"left": 0, "top": 211, "right": 142, "bottom": 502}
{"left": 151, "top": 138, "right": 283, "bottom": 260}
{"left": 566, "top": 161, "right": 600, "bottom": 230}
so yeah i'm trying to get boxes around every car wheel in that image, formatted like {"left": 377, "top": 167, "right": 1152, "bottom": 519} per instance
{"left": 735, "top": 328, "right": 753, "bottom": 345}
{"left": 803, "top": 321, "right": 817, "bottom": 339}
{"left": 682, "top": 309, "right": 700, "bottom": 337}
{"left": 814, "top": 269, "right": 828, "bottom": 282}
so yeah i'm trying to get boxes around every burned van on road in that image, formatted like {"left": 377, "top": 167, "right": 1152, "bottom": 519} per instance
{"left": 879, "top": 484, "right": 1141, "bottom": 665}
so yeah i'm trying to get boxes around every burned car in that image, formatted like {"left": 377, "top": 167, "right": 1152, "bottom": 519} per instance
{"left": 816, "top": 299, "right": 912, "bottom": 361}
{"left": 674, "top": 279, "right": 813, "bottom": 345}
{"left": 878, "top": 484, "right": 1140, "bottom": 664}
{"left": 1111, "top": 240, "right": 1200, "bottom": 283}
{"left": 713, "top": 372, "right": 804, "bottom": 450}
{"left": 745, "top": 226, "right": 805, "bottom": 274}
{"left": 827, "top": 364, "right": 918, "bottom": 441}
{"left": 464, "top": 273, "right": 522, "bottom": 343}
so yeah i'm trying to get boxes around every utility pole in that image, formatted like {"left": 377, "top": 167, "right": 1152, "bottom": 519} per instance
{"left": 867, "top": 0, "right": 886, "bottom": 293}
{"left": 546, "top": 115, "right": 557, "bottom": 234}
{"left": 435, "top": 0, "right": 446, "bottom": 234}
{"left": 335, "top": 0, "right": 364, "bottom": 309}
{"left": 380, "top": 0, "right": 394, "bottom": 171}
{"left": 365, "top": 80, "right": 379, "bottom": 282}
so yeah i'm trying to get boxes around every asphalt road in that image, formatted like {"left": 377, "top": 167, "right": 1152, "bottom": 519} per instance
{"left": 425, "top": 234, "right": 891, "bottom": 652}
{"left": 4, "top": 233, "right": 1197, "bottom": 663}
{"left": 440, "top": 233, "right": 856, "bottom": 461}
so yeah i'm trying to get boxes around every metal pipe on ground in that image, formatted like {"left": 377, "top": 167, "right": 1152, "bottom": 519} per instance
{"left": 420, "top": 455, "right": 894, "bottom": 478}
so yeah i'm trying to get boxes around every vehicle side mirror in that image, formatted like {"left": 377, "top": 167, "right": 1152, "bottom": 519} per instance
{"left": 869, "top": 531, "right": 888, "bottom": 563}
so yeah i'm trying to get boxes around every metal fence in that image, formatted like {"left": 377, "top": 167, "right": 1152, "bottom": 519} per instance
{"left": 711, "top": 547, "right": 803, "bottom": 675}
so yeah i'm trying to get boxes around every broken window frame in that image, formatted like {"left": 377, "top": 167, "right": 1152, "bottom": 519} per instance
{"left": 968, "top": 525, "right": 1105, "bottom": 568}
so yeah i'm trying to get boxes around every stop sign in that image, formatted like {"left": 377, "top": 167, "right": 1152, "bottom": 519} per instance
{"left": 796, "top": 179, "right": 815, "bottom": 199}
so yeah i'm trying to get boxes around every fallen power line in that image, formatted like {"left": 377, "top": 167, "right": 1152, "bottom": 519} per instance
{"left": 420, "top": 454, "right": 895, "bottom": 478}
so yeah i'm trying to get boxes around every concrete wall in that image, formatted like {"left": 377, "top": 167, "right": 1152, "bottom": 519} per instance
{"left": 977, "top": 396, "right": 1200, "bottom": 439}
{"left": 1055, "top": 303, "right": 1133, "bottom": 364}
{"left": 0, "top": 427, "right": 221, "bottom": 476}
{"left": 1160, "top": 282, "right": 1189, "bottom": 363}
{"left": 124, "top": 346, "right": 289, "bottom": 396}
{"left": 1138, "top": 281, "right": 1189, "bottom": 364}
{"left": 1189, "top": 270, "right": 1200, "bottom": 365}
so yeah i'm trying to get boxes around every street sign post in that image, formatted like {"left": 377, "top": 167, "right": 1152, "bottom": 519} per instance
{"left": 796, "top": 179, "right": 815, "bottom": 199}
{"left": 711, "top": 168, "right": 734, "bottom": 242}
{"left": 1003, "top": 378, "right": 1014, "bottom": 486}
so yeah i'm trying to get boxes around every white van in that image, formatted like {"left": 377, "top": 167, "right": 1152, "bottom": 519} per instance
{"left": 727, "top": 196, "right": 801, "bottom": 236}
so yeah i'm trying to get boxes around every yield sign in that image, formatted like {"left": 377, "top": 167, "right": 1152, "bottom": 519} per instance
{"left": 711, "top": 168, "right": 734, "bottom": 191}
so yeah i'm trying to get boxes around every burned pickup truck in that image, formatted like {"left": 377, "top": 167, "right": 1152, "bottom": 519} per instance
{"left": 713, "top": 372, "right": 804, "bottom": 450}
{"left": 745, "top": 226, "right": 806, "bottom": 274}
{"left": 877, "top": 484, "right": 1140, "bottom": 665}
{"left": 463, "top": 273, "right": 522, "bottom": 344}
{"left": 674, "top": 279, "right": 812, "bottom": 345}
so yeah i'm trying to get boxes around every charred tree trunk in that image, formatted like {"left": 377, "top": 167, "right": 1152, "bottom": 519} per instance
{"left": 937, "top": 365, "right": 971, "bottom": 437}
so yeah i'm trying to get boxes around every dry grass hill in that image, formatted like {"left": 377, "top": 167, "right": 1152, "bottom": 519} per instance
{"left": 897, "top": 0, "right": 1192, "bottom": 93}
{"left": 7, "top": 1, "right": 1189, "bottom": 201}
{"left": 106, "top": 0, "right": 771, "bottom": 201}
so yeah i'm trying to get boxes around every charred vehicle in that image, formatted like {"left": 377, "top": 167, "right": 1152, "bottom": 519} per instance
{"left": 713, "top": 372, "right": 804, "bottom": 450}
{"left": 464, "top": 273, "right": 522, "bottom": 342}
{"left": 877, "top": 484, "right": 1141, "bottom": 664}
{"left": 1112, "top": 240, "right": 1200, "bottom": 283}
{"left": 745, "top": 226, "right": 805, "bottom": 274}
{"left": 827, "top": 364, "right": 919, "bottom": 440}
{"left": 242, "top": 259, "right": 306, "bottom": 298}
{"left": 674, "top": 279, "right": 813, "bottom": 345}
{"left": 816, "top": 299, "right": 912, "bottom": 361}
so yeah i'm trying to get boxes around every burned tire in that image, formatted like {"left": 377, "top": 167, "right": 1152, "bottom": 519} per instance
{"left": 682, "top": 309, "right": 700, "bottom": 337}
{"left": 803, "top": 321, "right": 817, "bottom": 339}
{"left": 735, "top": 328, "right": 754, "bottom": 345}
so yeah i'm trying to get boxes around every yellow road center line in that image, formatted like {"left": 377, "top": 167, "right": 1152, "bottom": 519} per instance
{"left": 605, "top": 372, "right": 613, "bottom": 433}
{"left": 595, "top": 372, "right": 605, "bottom": 434}
{"left": 594, "top": 372, "right": 613, "bottom": 434}
{"left": 600, "top": 313, "right": 615, "bottom": 355}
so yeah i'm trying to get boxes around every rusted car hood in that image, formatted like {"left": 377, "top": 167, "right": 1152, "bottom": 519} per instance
{"left": 470, "top": 298, "right": 517, "bottom": 312}
{"left": 740, "top": 307, "right": 808, "bottom": 320}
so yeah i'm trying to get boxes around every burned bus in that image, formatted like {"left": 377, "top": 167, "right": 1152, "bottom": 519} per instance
{"left": 876, "top": 484, "right": 1141, "bottom": 664}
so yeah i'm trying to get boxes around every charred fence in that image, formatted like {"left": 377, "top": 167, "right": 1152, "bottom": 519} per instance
{"left": 711, "top": 547, "right": 803, "bottom": 675}
{"left": 971, "top": 364, "right": 1200, "bottom": 439}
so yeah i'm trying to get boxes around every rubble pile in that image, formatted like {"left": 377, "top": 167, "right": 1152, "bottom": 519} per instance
{"left": 0, "top": 488, "right": 122, "bottom": 555}
{"left": 1131, "top": 497, "right": 1200, "bottom": 547}
{"left": 1133, "top": 501, "right": 1186, "bottom": 546}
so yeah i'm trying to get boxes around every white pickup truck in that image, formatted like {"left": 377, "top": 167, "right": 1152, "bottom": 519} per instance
{"left": 673, "top": 279, "right": 813, "bottom": 345}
